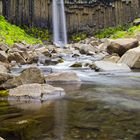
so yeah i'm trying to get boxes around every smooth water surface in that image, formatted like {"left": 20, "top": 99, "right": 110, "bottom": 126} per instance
{"left": 0, "top": 73, "right": 140, "bottom": 140}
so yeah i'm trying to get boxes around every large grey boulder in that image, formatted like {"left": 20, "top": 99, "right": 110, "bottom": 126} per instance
{"left": 93, "top": 61, "right": 131, "bottom": 72}
{"left": 45, "top": 72, "right": 81, "bottom": 82}
{"left": 118, "top": 47, "right": 140, "bottom": 68}
{"left": 1, "top": 67, "right": 45, "bottom": 89}
{"left": 9, "top": 84, "right": 65, "bottom": 101}
{"left": 107, "top": 38, "right": 139, "bottom": 56}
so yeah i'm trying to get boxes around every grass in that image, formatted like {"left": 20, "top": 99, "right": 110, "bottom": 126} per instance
{"left": 94, "top": 23, "right": 140, "bottom": 39}
{"left": 0, "top": 16, "right": 42, "bottom": 46}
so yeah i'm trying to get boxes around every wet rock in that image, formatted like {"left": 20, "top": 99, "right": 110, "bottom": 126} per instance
{"left": 1, "top": 67, "right": 45, "bottom": 89}
{"left": 103, "top": 54, "right": 120, "bottom": 63}
{"left": 45, "top": 72, "right": 81, "bottom": 82}
{"left": 9, "top": 83, "right": 65, "bottom": 101}
{"left": 93, "top": 61, "right": 131, "bottom": 72}
{"left": 107, "top": 38, "right": 139, "bottom": 56}
{"left": 7, "top": 52, "right": 26, "bottom": 64}
{"left": 0, "top": 51, "right": 8, "bottom": 62}
{"left": 118, "top": 47, "right": 140, "bottom": 68}
{"left": 70, "top": 62, "right": 82, "bottom": 68}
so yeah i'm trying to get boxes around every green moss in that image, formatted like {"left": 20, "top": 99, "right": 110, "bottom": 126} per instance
{"left": 71, "top": 33, "right": 87, "bottom": 42}
{"left": 23, "top": 26, "right": 51, "bottom": 42}
{"left": 0, "top": 90, "right": 9, "bottom": 97}
{"left": 0, "top": 16, "right": 42, "bottom": 46}
{"left": 94, "top": 24, "right": 131, "bottom": 39}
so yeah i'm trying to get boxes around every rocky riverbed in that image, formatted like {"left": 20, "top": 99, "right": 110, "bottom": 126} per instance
{"left": 0, "top": 37, "right": 140, "bottom": 139}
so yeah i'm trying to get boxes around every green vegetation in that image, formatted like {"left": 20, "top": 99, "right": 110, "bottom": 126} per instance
{"left": 94, "top": 23, "right": 140, "bottom": 39}
{"left": 94, "top": 24, "right": 131, "bottom": 39}
{"left": 23, "top": 26, "right": 51, "bottom": 42}
{"left": 0, "top": 16, "right": 42, "bottom": 46}
{"left": 0, "top": 90, "right": 9, "bottom": 97}
{"left": 71, "top": 33, "right": 87, "bottom": 42}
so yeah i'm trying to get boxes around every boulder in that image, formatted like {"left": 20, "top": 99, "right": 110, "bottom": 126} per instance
{"left": 45, "top": 72, "right": 81, "bottom": 82}
{"left": 0, "top": 64, "right": 8, "bottom": 73}
{"left": 0, "top": 137, "right": 5, "bottom": 140}
{"left": 9, "top": 83, "right": 65, "bottom": 101}
{"left": 0, "top": 44, "right": 9, "bottom": 52}
{"left": 12, "top": 43, "right": 27, "bottom": 51}
{"left": 0, "top": 51, "right": 8, "bottom": 62}
{"left": 118, "top": 47, "right": 140, "bottom": 68}
{"left": 7, "top": 52, "right": 26, "bottom": 64}
{"left": 70, "top": 62, "right": 82, "bottom": 67}
{"left": 1, "top": 67, "right": 45, "bottom": 89}
{"left": 103, "top": 54, "right": 120, "bottom": 63}
{"left": 107, "top": 38, "right": 139, "bottom": 56}
{"left": 93, "top": 61, "right": 131, "bottom": 72}
{"left": 0, "top": 73, "right": 13, "bottom": 84}
{"left": 74, "top": 43, "right": 97, "bottom": 54}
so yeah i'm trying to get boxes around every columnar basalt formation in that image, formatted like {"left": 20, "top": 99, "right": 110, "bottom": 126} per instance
{"left": 2, "top": 0, "right": 140, "bottom": 33}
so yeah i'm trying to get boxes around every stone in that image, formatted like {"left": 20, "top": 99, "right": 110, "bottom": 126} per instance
{"left": 0, "top": 44, "right": 9, "bottom": 52}
{"left": 103, "top": 54, "right": 120, "bottom": 63}
{"left": 98, "top": 39, "right": 112, "bottom": 51}
{"left": 0, "top": 137, "right": 5, "bottom": 140}
{"left": 9, "top": 83, "right": 65, "bottom": 101}
{"left": 0, "top": 73, "right": 13, "bottom": 84}
{"left": 118, "top": 47, "right": 140, "bottom": 68}
{"left": 70, "top": 62, "right": 82, "bottom": 67}
{"left": 75, "top": 43, "right": 97, "bottom": 54}
{"left": 107, "top": 38, "right": 139, "bottom": 56}
{"left": 27, "top": 52, "right": 39, "bottom": 64}
{"left": 133, "top": 18, "right": 140, "bottom": 26}
{"left": 12, "top": 43, "right": 27, "bottom": 51}
{"left": 0, "top": 51, "right": 8, "bottom": 62}
{"left": 93, "top": 61, "right": 131, "bottom": 72}
{"left": 1, "top": 67, "right": 45, "bottom": 89}
{"left": 7, "top": 52, "right": 26, "bottom": 64}
{"left": 0, "top": 64, "right": 8, "bottom": 73}
{"left": 45, "top": 72, "right": 81, "bottom": 82}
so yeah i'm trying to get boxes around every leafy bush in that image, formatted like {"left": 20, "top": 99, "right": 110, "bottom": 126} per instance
{"left": 0, "top": 16, "right": 42, "bottom": 46}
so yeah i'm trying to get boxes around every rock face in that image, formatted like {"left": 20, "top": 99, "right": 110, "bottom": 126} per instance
{"left": 45, "top": 72, "right": 81, "bottom": 82}
{"left": 1, "top": 67, "right": 45, "bottom": 89}
{"left": 93, "top": 61, "right": 131, "bottom": 72}
{"left": 107, "top": 38, "right": 139, "bottom": 56}
{"left": 118, "top": 47, "right": 140, "bottom": 68}
{"left": 9, "top": 84, "right": 65, "bottom": 101}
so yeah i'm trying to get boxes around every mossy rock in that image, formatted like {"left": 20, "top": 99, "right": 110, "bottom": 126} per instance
{"left": 70, "top": 62, "right": 82, "bottom": 68}
{"left": 0, "top": 90, "right": 9, "bottom": 97}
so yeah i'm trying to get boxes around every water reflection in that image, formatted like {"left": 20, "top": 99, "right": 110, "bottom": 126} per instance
{"left": 0, "top": 83, "right": 140, "bottom": 140}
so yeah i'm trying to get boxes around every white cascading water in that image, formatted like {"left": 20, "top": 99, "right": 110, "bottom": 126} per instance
{"left": 52, "top": 0, "right": 68, "bottom": 47}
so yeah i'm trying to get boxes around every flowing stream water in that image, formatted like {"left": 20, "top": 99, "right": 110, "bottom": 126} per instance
{"left": 52, "top": 0, "right": 67, "bottom": 47}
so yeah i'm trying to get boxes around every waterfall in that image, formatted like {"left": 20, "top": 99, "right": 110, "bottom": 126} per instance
{"left": 52, "top": 0, "right": 67, "bottom": 47}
